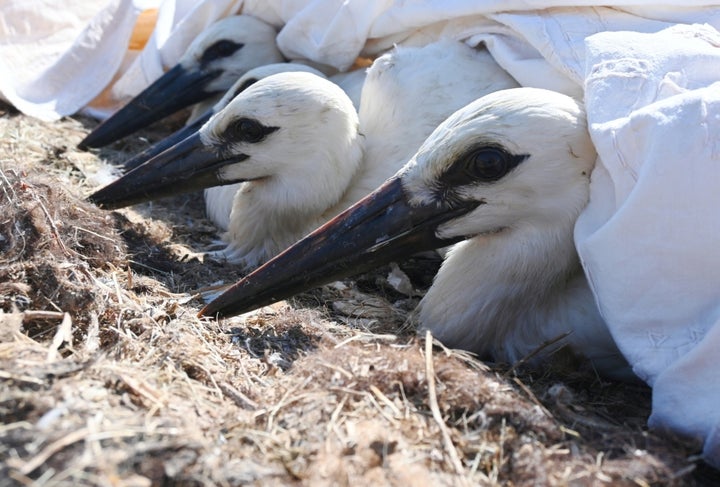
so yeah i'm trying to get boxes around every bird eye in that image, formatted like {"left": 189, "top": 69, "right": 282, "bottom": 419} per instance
{"left": 438, "top": 146, "right": 527, "bottom": 188}
{"left": 225, "top": 118, "right": 278, "bottom": 144}
{"left": 465, "top": 148, "right": 510, "bottom": 182}
{"left": 201, "top": 40, "right": 244, "bottom": 64}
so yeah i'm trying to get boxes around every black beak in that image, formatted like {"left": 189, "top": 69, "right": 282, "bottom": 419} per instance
{"left": 199, "top": 176, "right": 479, "bottom": 319}
{"left": 88, "top": 132, "right": 248, "bottom": 209}
{"left": 78, "top": 64, "right": 222, "bottom": 149}
{"left": 121, "top": 110, "right": 212, "bottom": 172}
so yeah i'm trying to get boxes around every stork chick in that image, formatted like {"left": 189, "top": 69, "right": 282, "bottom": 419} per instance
{"left": 115, "top": 62, "right": 328, "bottom": 230}
{"left": 201, "top": 87, "right": 631, "bottom": 379}
{"left": 90, "top": 71, "right": 364, "bottom": 269}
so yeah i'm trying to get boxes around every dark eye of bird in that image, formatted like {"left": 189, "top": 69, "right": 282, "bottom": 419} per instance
{"left": 225, "top": 118, "right": 279, "bottom": 144}
{"left": 467, "top": 148, "right": 510, "bottom": 181}
{"left": 440, "top": 147, "right": 528, "bottom": 187}
{"left": 201, "top": 40, "right": 244, "bottom": 65}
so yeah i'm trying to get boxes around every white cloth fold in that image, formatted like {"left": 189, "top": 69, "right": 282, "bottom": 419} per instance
{"left": 0, "top": 0, "right": 138, "bottom": 120}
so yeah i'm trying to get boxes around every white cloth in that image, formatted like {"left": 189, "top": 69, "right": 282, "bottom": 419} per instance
{"left": 2, "top": 0, "right": 720, "bottom": 468}
{"left": 0, "top": 0, "right": 139, "bottom": 120}
{"left": 576, "top": 24, "right": 720, "bottom": 466}
{"left": 0, "top": 0, "right": 243, "bottom": 121}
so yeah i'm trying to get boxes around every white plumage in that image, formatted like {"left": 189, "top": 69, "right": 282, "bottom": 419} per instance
{"left": 345, "top": 39, "right": 519, "bottom": 203}
{"left": 202, "top": 71, "right": 364, "bottom": 267}
{"left": 213, "top": 40, "right": 519, "bottom": 268}
{"left": 179, "top": 15, "right": 286, "bottom": 119}
{"left": 202, "top": 63, "right": 329, "bottom": 230}
{"left": 91, "top": 39, "right": 520, "bottom": 272}
{"left": 328, "top": 68, "right": 367, "bottom": 111}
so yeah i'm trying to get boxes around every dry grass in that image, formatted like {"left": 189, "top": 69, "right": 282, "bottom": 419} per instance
{"left": 1, "top": 101, "right": 718, "bottom": 486}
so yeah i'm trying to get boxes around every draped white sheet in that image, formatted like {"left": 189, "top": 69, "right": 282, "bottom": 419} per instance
{"left": 2, "top": 0, "right": 719, "bottom": 467}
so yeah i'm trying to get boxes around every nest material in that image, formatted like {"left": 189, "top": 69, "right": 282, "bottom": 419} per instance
{"left": 0, "top": 102, "right": 717, "bottom": 486}
{"left": 0, "top": 170, "right": 125, "bottom": 329}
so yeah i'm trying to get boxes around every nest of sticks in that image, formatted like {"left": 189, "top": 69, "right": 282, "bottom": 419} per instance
{"left": 1, "top": 101, "right": 717, "bottom": 486}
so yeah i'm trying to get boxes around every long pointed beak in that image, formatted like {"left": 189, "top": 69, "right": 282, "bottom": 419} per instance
{"left": 121, "top": 110, "right": 212, "bottom": 172}
{"left": 88, "top": 132, "right": 247, "bottom": 209}
{"left": 199, "top": 177, "right": 479, "bottom": 319}
{"left": 79, "top": 64, "right": 222, "bottom": 149}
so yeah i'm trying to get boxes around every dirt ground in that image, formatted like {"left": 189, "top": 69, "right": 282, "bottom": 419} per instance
{"left": 1, "top": 100, "right": 719, "bottom": 486}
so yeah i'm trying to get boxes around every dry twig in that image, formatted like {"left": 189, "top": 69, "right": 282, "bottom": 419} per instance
{"left": 424, "top": 331, "right": 468, "bottom": 482}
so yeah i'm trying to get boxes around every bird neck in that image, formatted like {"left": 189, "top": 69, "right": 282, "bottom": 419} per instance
{"left": 417, "top": 220, "right": 613, "bottom": 366}
{"left": 338, "top": 100, "right": 445, "bottom": 211}
{"left": 221, "top": 137, "right": 365, "bottom": 269}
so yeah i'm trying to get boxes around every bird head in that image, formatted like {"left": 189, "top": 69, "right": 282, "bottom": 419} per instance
{"left": 120, "top": 63, "right": 326, "bottom": 173}
{"left": 182, "top": 16, "right": 284, "bottom": 96}
{"left": 400, "top": 87, "right": 595, "bottom": 241}
{"left": 79, "top": 15, "right": 284, "bottom": 149}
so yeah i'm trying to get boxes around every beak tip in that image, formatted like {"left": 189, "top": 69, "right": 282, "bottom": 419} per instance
{"left": 77, "top": 133, "right": 96, "bottom": 150}
{"left": 86, "top": 190, "right": 117, "bottom": 210}
{"left": 198, "top": 302, "right": 222, "bottom": 319}
{"left": 78, "top": 131, "right": 107, "bottom": 150}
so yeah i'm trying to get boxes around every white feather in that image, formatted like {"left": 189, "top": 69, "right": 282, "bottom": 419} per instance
{"left": 204, "top": 71, "right": 364, "bottom": 268}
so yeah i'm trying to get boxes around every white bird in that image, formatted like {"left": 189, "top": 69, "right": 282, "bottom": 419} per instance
{"left": 201, "top": 87, "right": 632, "bottom": 380}
{"left": 203, "top": 63, "right": 363, "bottom": 231}
{"left": 219, "top": 40, "right": 518, "bottom": 266}
{"left": 90, "top": 40, "right": 518, "bottom": 271}
{"left": 89, "top": 71, "right": 364, "bottom": 269}
{"left": 121, "top": 63, "right": 327, "bottom": 170}
{"left": 189, "top": 62, "right": 368, "bottom": 124}
{"left": 345, "top": 39, "right": 519, "bottom": 204}
{"left": 117, "top": 61, "right": 362, "bottom": 230}
{"left": 79, "top": 15, "right": 284, "bottom": 149}
{"left": 204, "top": 72, "right": 364, "bottom": 262}
{"left": 328, "top": 68, "right": 367, "bottom": 111}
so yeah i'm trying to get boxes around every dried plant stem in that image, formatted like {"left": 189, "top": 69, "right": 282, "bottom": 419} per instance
{"left": 46, "top": 312, "right": 72, "bottom": 362}
{"left": 21, "top": 310, "right": 66, "bottom": 322}
{"left": 504, "top": 331, "right": 572, "bottom": 377}
{"left": 424, "top": 331, "right": 467, "bottom": 482}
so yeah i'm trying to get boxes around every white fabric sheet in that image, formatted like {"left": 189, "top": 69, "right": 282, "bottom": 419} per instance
{"left": 2, "top": 0, "right": 719, "bottom": 468}
{"left": 0, "top": 0, "right": 139, "bottom": 120}
{"left": 577, "top": 25, "right": 720, "bottom": 465}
